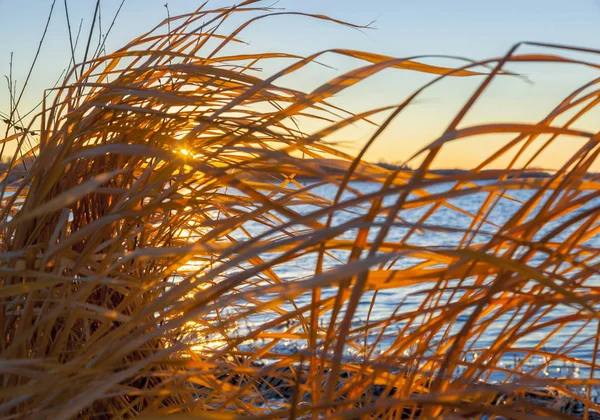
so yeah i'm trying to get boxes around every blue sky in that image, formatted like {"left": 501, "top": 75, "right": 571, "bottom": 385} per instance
{"left": 2, "top": 0, "right": 600, "bottom": 168}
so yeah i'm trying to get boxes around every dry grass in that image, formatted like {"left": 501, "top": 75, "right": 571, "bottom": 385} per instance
{"left": 1, "top": 1, "right": 600, "bottom": 418}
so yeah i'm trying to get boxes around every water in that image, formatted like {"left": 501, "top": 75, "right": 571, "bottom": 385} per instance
{"left": 200, "top": 181, "right": 600, "bottom": 392}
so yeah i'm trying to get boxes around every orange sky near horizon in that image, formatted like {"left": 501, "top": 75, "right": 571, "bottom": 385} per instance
{"left": 2, "top": 0, "right": 600, "bottom": 171}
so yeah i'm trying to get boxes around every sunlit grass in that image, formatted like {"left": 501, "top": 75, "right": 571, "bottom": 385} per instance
{"left": 1, "top": 1, "right": 600, "bottom": 419}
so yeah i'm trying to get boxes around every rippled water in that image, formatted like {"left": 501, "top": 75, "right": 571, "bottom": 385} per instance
{"left": 219, "top": 181, "right": 600, "bottom": 389}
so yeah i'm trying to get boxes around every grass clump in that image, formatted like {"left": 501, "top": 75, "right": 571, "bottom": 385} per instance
{"left": 1, "top": 1, "right": 600, "bottom": 418}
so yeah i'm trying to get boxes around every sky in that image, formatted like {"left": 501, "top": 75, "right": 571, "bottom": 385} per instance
{"left": 1, "top": 0, "right": 600, "bottom": 169}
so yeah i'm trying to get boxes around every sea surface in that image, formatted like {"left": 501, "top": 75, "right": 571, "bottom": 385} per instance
{"left": 205, "top": 181, "right": 600, "bottom": 390}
